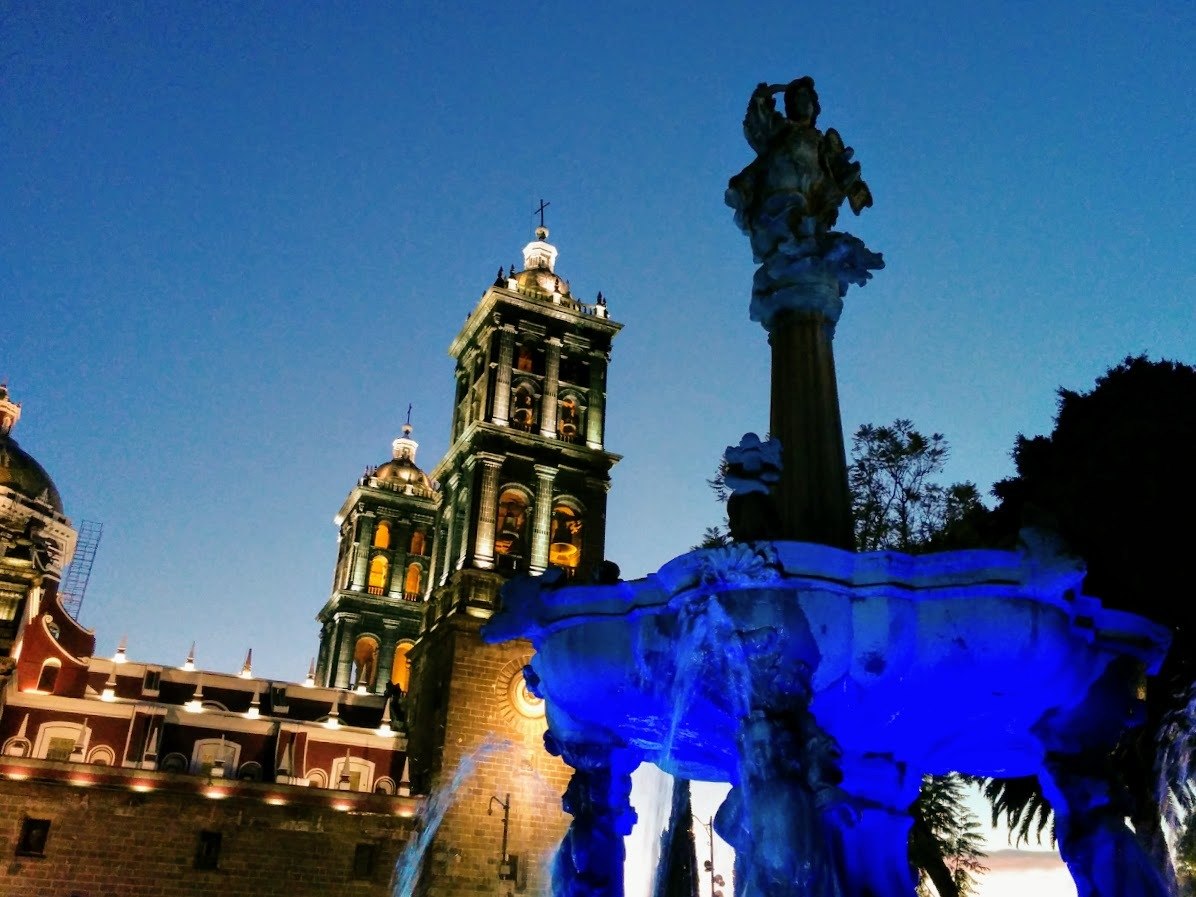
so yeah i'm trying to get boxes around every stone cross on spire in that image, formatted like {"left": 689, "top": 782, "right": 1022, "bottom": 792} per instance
{"left": 534, "top": 198, "right": 551, "bottom": 229}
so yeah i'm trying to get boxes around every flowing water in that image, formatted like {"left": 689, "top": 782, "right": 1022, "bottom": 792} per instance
{"left": 391, "top": 736, "right": 509, "bottom": 897}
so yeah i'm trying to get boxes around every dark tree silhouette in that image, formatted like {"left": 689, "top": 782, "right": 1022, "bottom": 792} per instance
{"left": 984, "top": 355, "right": 1196, "bottom": 878}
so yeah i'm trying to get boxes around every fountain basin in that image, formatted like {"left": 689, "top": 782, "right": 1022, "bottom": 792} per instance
{"left": 485, "top": 541, "right": 1170, "bottom": 783}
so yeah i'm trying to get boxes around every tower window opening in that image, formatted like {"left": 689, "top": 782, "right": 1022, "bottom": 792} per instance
{"left": 557, "top": 396, "right": 583, "bottom": 443}
{"left": 353, "top": 636, "right": 380, "bottom": 691}
{"left": 391, "top": 642, "right": 413, "bottom": 693}
{"left": 549, "top": 504, "right": 584, "bottom": 574}
{"left": 511, "top": 386, "right": 537, "bottom": 432}
{"left": 373, "top": 521, "right": 391, "bottom": 549}
{"left": 404, "top": 563, "right": 422, "bottom": 600}
{"left": 495, "top": 490, "right": 530, "bottom": 564}
{"left": 516, "top": 347, "right": 534, "bottom": 372}
{"left": 367, "top": 555, "right": 389, "bottom": 595}
{"left": 409, "top": 529, "right": 426, "bottom": 556}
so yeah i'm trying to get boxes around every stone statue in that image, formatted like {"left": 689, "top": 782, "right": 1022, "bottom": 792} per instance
{"left": 727, "top": 78, "right": 883, "bottom": 330}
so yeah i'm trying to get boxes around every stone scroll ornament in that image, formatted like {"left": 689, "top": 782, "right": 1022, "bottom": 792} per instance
{"left": 726, "top": 77, "right": 884, "bottom": 330}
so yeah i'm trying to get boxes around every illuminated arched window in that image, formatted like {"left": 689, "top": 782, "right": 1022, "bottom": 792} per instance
{"left": 404, "top": 563, "right": 422, "bottom": 599}
{"left": 368, "top": 556, "right": 389, "bottom": 595}
{"left": 549, "top": 504, "right": 585, "bottom": 574}
{"left": 511, "top": 385, "right": 537, "bottom": 432}
{"left": 373, "top": 521, "right": 391, "bottom": 549}
{"left": 391, "top": 642, "right": 414, "bottom": 693}
{"left": 557, "top": 395, "right": 584, "bottom": 443}
{"left": 353, "top": 636, "right": 380, "bottom": 690}
{"left": 516, "top": 346, "right": 535, "bottom": 372}
{"left": 409, "top": 529, "right": 426, "bottom": 556}
{"left": 495, "top": 489, "right": 530, "bottom": 564}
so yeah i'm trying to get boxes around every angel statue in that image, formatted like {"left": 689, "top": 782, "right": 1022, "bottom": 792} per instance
{"left": 727, "top": 78, "right": 883, "bottom": 330}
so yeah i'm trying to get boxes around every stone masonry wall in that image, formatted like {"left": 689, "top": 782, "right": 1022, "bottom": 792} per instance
{"left": 423, "top": 616, "right": 572, "bottom": 897}
{"left": 0, "top": 778, "right": 413, "bottom": 897}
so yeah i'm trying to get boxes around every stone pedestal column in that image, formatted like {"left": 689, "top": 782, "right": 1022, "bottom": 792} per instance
{"left": 546, "top": 734, "right": 639, "bottom": 897}
{"left": 471, "top": 454, "right": 505, "bottom": 569}
{"left": 530, "top": 465, "right": 558, "bottom": 574}
{"left": 540, "top": 338, "right": 562, "bottom": 438}
{"left": 492, "top": 325, "right": 517, "bottom": 425}
{"left": 769, "top": 304, "right": 853, "bottom": 549}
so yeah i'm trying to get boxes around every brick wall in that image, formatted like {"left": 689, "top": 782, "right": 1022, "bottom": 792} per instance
{"left": 410, "top": 615, "right": 572, "bottom": 897}
{"left": 0, "top": 778, "right": 414, "bottom": 897}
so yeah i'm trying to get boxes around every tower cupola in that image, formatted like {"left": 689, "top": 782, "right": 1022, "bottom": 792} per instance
{"left": 521, "top": 226, "right": 558, "bottom": 272}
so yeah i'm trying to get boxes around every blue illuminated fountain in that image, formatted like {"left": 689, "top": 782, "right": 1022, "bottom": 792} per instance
{"left": 485, "top": 78, "right": 1173, "bottom": 897}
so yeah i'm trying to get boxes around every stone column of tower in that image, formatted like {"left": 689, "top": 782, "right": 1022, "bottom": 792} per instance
{"left": 402, "top": 223, "right": 622, "bottom": 897}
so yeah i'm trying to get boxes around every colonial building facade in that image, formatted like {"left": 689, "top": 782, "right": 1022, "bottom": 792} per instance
{"left": 0, "top": 225, "right": 620, "bottom": 897}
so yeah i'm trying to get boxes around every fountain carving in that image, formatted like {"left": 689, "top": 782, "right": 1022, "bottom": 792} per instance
{"left": 484, "top": 78, "right": 1172, "bottom": 897}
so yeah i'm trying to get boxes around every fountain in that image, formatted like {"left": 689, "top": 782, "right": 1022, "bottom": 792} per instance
{"left": 484, "top": 78, "right": 1173, "bottom": 897}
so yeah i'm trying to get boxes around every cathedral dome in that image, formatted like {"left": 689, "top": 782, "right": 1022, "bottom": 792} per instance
{"left": 0, "top": 433, "right": 64, "bottom": 513}
{"left": 0, "top": 385, "right": 63, "bottom": 512}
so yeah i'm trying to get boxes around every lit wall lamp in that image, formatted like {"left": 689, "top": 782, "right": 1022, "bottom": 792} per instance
{"left": 488, "top": 793, "right": 519, "bottom": 883}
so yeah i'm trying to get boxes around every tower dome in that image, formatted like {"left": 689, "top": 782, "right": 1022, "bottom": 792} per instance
{"left": 0, "top": 384, "right": 63, "bottom": 512}
{"left": 372, "top": 424, "right": 433, "bottom": 494}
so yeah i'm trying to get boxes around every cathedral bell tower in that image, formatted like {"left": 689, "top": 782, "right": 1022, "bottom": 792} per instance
{"left": 405, "top": 224, "right": 621, "bottom": 897}
{"left": 425, "top": 224, "right": 621, "bottom": 619}
{"left": 314, "top": 424, "right": 439, "bottom": 694}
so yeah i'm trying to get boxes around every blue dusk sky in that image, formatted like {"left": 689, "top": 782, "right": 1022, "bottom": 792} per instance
{"left": 3, "top": 1, "right": 1192, "bottom": 695}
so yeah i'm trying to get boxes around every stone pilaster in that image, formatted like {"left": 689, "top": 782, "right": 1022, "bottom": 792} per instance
{"left": 349, "top": 510, "right": 374, "bottom": 590}
{"left": 376, "top": 621, "right": 401, "bottom": 694}
{"left": 333, "top": 613, "right": 361, "bottom": 689}
{"left": 586, "top": 350, "right": 607, "bottom": 449}
{"left": 471, "top": 454, "right": 506, "bottom": 569}
{"left": 540, "top": 337, "right": 562, "bottom": 438}
{"left": 530, "top": 465, "right": 558, "bottom": 574}
{"left": 492, "top": 325, "right": 517, "bottom": 425}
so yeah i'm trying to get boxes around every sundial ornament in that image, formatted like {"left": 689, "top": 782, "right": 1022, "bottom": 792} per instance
{"left": 726, "top": 77, "right": 883, "bottom": 330}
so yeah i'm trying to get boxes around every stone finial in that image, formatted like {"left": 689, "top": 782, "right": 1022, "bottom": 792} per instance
{"left": 240, "top": 648, "right": 253, "bottom": 678}
{"left": 183, "top": 642, "right": 196, "bottom": 671}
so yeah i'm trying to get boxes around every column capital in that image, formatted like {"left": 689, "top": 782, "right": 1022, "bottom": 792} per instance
{"left": 334, "top": 612, "right": 362, "bottom": 624}
{"left": 476, "top": 452, "right": 506, "bottom": 469}
{"left": 534, "top": 464, "right": 559, "bottom": 480}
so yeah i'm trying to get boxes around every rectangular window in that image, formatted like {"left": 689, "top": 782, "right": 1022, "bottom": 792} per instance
{"left": 16, "top": 818, "right": 50, "bottom": 857}
{"left": 352, "top": 843, "right": 377, "bottom": 879}
{"left": 194, "top": 831, "right": 221, "bottom": 870}
{"left": 45, "top": 737, "right": 75, "bottom": 762}
{"left": 142, "top": 667, "right": 162, "bottom": 695}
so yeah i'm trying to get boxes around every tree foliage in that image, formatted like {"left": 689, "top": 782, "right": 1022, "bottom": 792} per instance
{"left": 912, "top": 774, "right": 989, "bottom": 897}
{"left": 985, "top": 355, "right": 1196, "bottom": 871}
{"left": 849, "top": 420, "right": 985, "bottom": 553}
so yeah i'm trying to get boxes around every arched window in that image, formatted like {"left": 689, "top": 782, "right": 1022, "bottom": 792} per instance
{"left": 511, "top": 385, "right": 537, "bottom": 432}
{"left": 516, "top": 346, "right": 535, "bottom": 372}
{"left": 404, "top": 563, "right": 422, "bottom": 600}
{"left": 367, "top": 555, "right": 389, "bottom": 595}
{"left": 409, "top": 529, "right": 426, "bottom": 556}
{"left": 35, "top": 658, "right": 61, "bottom": 694}
{"left": 391, "top": 642, "right": 413, "bottom": 693}
{"left": 557, "top": 395, "right": 584, "bottom": 442}
{"left": 549, "top": 503, "right": 585, "bottom": 574}
{"left": 353, "top": 636, "right": 380, "bottom": 690}
{"left": 373, "top": 521, "right": 391, "bottom": 549}
{"left": 495, "top": 489, "right": 530, "bottom": 564}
